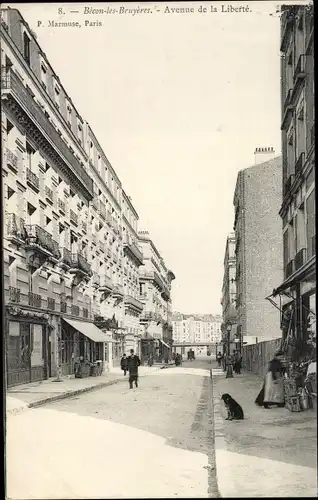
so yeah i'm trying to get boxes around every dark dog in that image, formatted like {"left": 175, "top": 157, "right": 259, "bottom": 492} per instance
{"left": 221, "top": 393, "right": 244, "bottom": 420}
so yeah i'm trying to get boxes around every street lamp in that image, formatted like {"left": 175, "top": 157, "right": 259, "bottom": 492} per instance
{"left": 226, "top": 322, "right": 234, "bottom": 378}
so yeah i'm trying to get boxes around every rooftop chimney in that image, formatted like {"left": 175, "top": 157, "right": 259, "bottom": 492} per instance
{"left": 254, "top": 146, "right": 275, "bottom": 165}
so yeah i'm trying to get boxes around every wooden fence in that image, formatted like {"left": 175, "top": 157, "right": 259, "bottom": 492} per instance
{"left": 242, "top": 337, "right": 282, "bottom": 377}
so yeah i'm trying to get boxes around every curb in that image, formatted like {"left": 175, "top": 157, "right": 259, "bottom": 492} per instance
{"left": 210, "top": 369, "right": 227, "bottom": 498}
{"left": 7, "top": 378, "right": 125, "bottom": 415}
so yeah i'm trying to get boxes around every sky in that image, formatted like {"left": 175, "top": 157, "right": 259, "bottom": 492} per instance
{"left": 8, "top": 1, "right": 283, "bottom": 314}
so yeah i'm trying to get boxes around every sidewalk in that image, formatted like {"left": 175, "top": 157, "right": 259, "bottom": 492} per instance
{"left": 212, "top": 369, "right": 317, "bottom": 498}
{"left": 6, "top": 365, "right": 166, "bottom": 416}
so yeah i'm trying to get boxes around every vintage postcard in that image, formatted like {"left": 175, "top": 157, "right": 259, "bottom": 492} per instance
{"left": 2, "top": 1, "right": 316, "bottom": 498}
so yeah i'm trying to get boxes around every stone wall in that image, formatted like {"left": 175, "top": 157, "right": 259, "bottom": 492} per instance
{"left": 242, "top": 337, "right": 282, "bottom": 377}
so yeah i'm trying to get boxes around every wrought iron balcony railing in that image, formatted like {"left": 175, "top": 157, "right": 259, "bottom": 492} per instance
{"left": 24, "top": 225, "right": 61, "bottom": 259}
{"left": 294, "top": 152, "right": 305, "bottom": 177}
{"left": 285, "top": 259, "right": 295, "bottom": 279}
{"left": 58, "top": 198, "right": 66, "bottom": 214}
{"left": 295, "top": 248, "right": 307, "bottom": 270}
{"left": 59, "top": 247, "right": 72, "bottom": 267}
{"left": 6, "top": 148, "right": 18, "bottom": 171}
{"left": 29, "top": 292, "right": 42, "bottom": 308}
{"left": 26, "top": 168, "right": 40, "bottom": 191}
{"left": 5, "top": 213, "right": 26, "bottom": 242}
{"left": 70, "top": 209, "right": 78, "bottom": 226}
{"left": 45, "top": 185, "right": 53, "bottom": 203}
{"left": 2, "top": 69, "right": 94, "bottom": 199}
{"left": 9, "top": 286, "right": 20, "bottom": 303}
{"left": 71, "top": 252, "right": 91, "bottom": 275}
{"left": 124, "top": 295, "right": 144, "bottom": 312}
{"left": 47, "top": 297, "right": 55, "bottom": 311}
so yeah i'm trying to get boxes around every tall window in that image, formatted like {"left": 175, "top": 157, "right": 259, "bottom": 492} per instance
{"left": 306, "top": 189, "right": 316, "bottom": 258}
{"left": 23, "top": 32, "right": 30, "bottom": 65}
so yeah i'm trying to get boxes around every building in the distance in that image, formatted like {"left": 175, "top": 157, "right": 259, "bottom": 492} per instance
{"left": 220, "top": 233, "right": 237, "bottom": 352}
{"left": 138, "top": 231, "right": 175, "bottom": 362}
{"left": 233, "top": 149, "right": 283, "bottom": 349}
{"left": 172, "top": 313, "right": 222, "bottom": 357}
{"left": 271, "top": 5, "right": 315, "bottom": 360}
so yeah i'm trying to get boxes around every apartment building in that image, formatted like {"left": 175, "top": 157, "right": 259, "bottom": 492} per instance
{"left": 172, "top": 314, "right": 222, "bottom": 345}
{"left": 138, "top": 231, "right": 175, "bottom": 361}
{"left": 1, "top": 8, "right": 144, "bottom": 385}
{"left": 233, "top": 150, "right": 283, "bottom": 346}
{"left": 272, "top": 5, "right": 315, "bottom": 360}
{"left": 220, "top": 233, "right": 237, "bottom": 351}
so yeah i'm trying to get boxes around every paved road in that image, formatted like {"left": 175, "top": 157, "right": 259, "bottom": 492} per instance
{"left": 7, "top": 358, "right": 219, "bottom": 499}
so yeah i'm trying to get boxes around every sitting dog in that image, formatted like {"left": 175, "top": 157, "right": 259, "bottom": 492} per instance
{"left": 221, "top": 393, "right": 244, "bottom": 420}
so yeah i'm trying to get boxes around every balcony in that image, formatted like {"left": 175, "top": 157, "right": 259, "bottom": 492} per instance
{"left": 113, "top": 284, "right": 124, "bottom": 299}
{"left": 161, "top": 288, "right": 171, "bottom": 302}
{"left": 71, "top": 304, "right": 80, "bottom": 316}
{"left": 293, "top": 54, "right": 306, "bottom": 83}
{"left": 123, "top": 237, "right": 143, "bottom": 267}
{"left": 82, "top": 221, "right": 87, "bottom": 233}
{"left": 285, "top": 259, "right": 295, "bottom": 279}
{"left": 59, "top": 247, "right": 72, "bottom": 268}
{"left": 99, "top": 201, "right": 106, "bottom": 220}
{"left": 60, "top": 301, "right": 67, "bottom": 313}
{"left": 5, "top": 213, "right": 26, "bottom": 245}
{"left": 70, "top": 253, "right": 92, "bottom": 276}
{"left": 45, "top": 185, "right": 53, "bottom": 204}
{"left": 283, "top": 174, "right": 294, "bottom": 197}
{"left": 24, "top": 225, "right": 61, "bottom": 260}
{"left": 47, "top": 297, "right": 55, "bottom": 311}
{"left": 70, "top": 209, "right": 78, "bottom": 226}
{"left": 6, "top": 148, "right": 18, "bottom": 172}
{"left": 9, "top": 286, "right": 20, "bottom": 303}
{"left": 91, "top": 233, "right": 97, "bottom": 245}
{"left": 26, "top": 168, "right": 40, "bottom": 192}
{"left": 58, "top": 198, "right": 66, "bottom": 214}
{"left": 99, "top": 275, "right": 113, "bottom": 293}
{"left": 295, "top": 248, "right": 307, "bottom": 270}
{"left": 29, "top": 292, "right": 42, "bottom": 308}
{"left": 283, "top": 89, "right": 293, "bottom": 111}
{"left": 91, "top": 196, "right": 99, "bottom": 211}
{"left": 91, "top": 272, "right": 100, "bottom": 287}
{"left": 124, "top": 295, "right": 144, "bottom": 312}
{"left": 1, "top": 69, "right": 94, "bottom": 200}
{"left": 294, "top": 152, "right": 305, "bottom": 177}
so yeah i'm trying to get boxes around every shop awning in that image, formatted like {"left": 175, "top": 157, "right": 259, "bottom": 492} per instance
{"left": 63, "top": 318, "right": 110, "bottom": 343}
{"left": 272, "top": 257, "right": 316, "bottom": 296}
{"left": 160, "top": 339, "right": 171, "bottom": 349}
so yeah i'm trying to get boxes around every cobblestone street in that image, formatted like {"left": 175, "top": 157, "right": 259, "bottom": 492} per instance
{"left": 7, "top": 360, "right": 219, "bottom": 499}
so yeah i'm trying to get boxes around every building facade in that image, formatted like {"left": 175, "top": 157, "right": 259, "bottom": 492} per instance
{"left": 220, "top": 233, "right": 237, "bottom": 352}
{"left": 1, "top": 8, "right": 157, "bottom": 385}
{"left": 172, "top": 313, "right": 222, "bottom": 356}
{"left": 233, "top": 151, "right": 283, "bottom": 349}
{"left": 272, "top": 5, "right": 315, "bottom": 361}
{"left": 138, "top": 231, "right": 175, "bottom": 362}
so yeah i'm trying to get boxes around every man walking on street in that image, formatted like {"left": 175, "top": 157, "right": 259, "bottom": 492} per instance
{"left": 127, "top": 349, "right": 141, "bottom": 389}
{"left": 120, "top": 353, "right": 128, "bottom": 376}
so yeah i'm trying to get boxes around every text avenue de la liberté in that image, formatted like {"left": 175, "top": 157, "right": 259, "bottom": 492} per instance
{"left": 37, "top": 4, "right": 252, "bottom": 29}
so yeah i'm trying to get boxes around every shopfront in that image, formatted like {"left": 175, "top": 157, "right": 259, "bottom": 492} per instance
{"left": 5, "top": 307, "right": 49, "bottom": 388}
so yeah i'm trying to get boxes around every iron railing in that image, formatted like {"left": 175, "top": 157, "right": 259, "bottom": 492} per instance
{"left": 6, "top": 213, "right": 26, "bottom": 241}
{"left": 45, "top": 186, "right": 53, "bottom": 203}
{"left": 26, "top": 168, "right": 40, "bottom": 190}
{"left": 124, "top": 295, "right": 144, "bottom": 311}
{"left": 6, "top": 148, "right": 18, "bottom": 170}
{"left": 29, "top": 292, "right": 42, "bottom": 308}
{"left": 9, "top": 286, "right": 20, "bottom": 303}
{"left": 71, "top": 252, "right": 91, "bottom": 274}
{"left": 2, "top": 69, "right": 94, "bottom": 198}
{"left": 47, "top": 297, "right": 55, "bottom": 310}
{"left": 24, "top": 225, "right": 61, "bottom": 259}
{"left": 60, "top": 247, "right": 72, "bottom": 267}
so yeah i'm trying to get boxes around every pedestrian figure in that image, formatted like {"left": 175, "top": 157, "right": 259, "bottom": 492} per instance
{"left": 127, "top": 349, "right": 141, "bottom": 389}
{"left": 236, "top": 352, "right": 242, "bottom": 374}
{"left": 216, "top": 351, "right": 223, "bottom": 368}
{"left": 148, "top": 353, "right": 153, "bottom": 367}
{"left": 255, "top": 351, "right": 285, "bottom": 408}
{"left": 120, "top": 353, "right": 128, "bottom": 376}
{"left": 232, "top": 350, "right": 238, "bottom": 374}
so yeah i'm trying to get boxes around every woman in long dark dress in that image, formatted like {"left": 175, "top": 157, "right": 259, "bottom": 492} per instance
{"left": 255, "top": 352, "right": 285, "bottom": 409}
